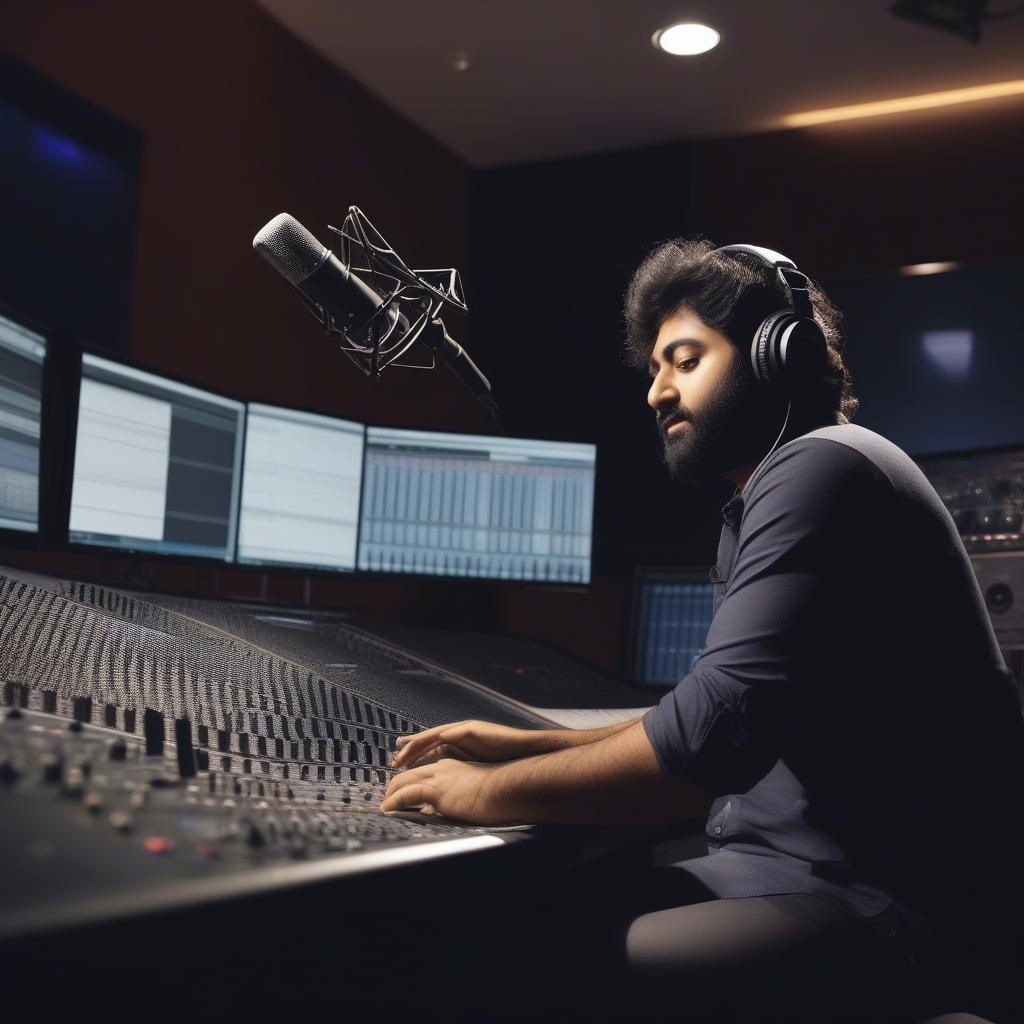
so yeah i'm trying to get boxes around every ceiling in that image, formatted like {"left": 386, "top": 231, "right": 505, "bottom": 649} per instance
{"left": 255, "top": 0, "right": 1024, "bottom": 167}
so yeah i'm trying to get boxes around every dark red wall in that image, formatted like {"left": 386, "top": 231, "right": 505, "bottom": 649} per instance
{"left": 0, "top": 0, "right": 478, "bottom": 425}
{"left": 687, "top": 97, "right": 1023, "bottom": 276}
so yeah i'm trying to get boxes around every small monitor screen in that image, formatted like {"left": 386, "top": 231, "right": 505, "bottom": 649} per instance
{"left": 824, "top": 263, "right": 1024, "bottom": 457}
{"left": 0, "top": 312, "right": 46, "bottom": 533}
{"left": 237, "top": 404, "right": 365, "bottom": 571}
{"left": 633, "top": 573, "right": 715, "bottom": 686}
{"left": 359, "top": 427, "right": 596, "bottom": 583}
{"left": 69, "top": 354, "right": 244, "bottom": 560}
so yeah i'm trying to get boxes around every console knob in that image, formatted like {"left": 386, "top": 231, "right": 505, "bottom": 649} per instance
{"left": 41, "top": 752, "right": 62, "bottom": 783}
{"left": 109, "top": 811, "right": 133, "bottom": 832}
{"left": 245, "top": 822, "right": 265, "bottom": 848}
{"left": 62, "top": 766, "right": 85, "bottom": 798}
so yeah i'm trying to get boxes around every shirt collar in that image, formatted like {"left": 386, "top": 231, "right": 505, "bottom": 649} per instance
{"left": 721, "top": 485, "right": 744, "bottom": 525}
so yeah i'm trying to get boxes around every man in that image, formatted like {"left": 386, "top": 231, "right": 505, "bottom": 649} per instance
{"left": 380, "top": 239, "right": 1024, "bottom": 1022}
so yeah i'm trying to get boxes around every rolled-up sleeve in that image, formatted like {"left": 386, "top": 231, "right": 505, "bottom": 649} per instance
{"left": 643, "top": 439, "right": 892, "bottom": 795}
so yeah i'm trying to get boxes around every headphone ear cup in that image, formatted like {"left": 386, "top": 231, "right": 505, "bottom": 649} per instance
{"left": 751, "top": 313, "right": 828, "bottom": 395}
{"left": 750, "top": 310, "right": 795, "bottom": 390}
{"left": 780, "top": 319, "right": 829, "bottom": 395}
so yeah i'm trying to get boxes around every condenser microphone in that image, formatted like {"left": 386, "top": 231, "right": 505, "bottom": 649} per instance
{"left": 252, "top": 213, "right": 495, "bottom": 415}
{"left": 253, "top": 212, "right": 406, "bottom": 335}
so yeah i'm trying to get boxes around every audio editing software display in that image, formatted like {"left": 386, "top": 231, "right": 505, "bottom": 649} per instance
{"left": 237, "top": 404, "right": 364, "bottom": 570}
{"left": 633, "top": 573, "right": 715, "bottom": 686}
{"left": 69, "top": 354, "right": 244, "bottom": 560}
{"left": 358, "top": 427, "right": 596, "bottom": 582}
{"left": 0, "top": 313, "right": 45, "bottom": 533}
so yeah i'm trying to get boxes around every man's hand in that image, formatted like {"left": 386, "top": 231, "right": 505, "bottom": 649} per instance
{"left": 379, "top": 757, "right": 519, "bottom": 825}
{"left": 390, "top": 720, "right": 545, "bottom": 770}
{"left": 390, "top": 716, "right": 644, "bottom": 770}
{"left": 382, "top": 721, "right": 713, "bottom": 828}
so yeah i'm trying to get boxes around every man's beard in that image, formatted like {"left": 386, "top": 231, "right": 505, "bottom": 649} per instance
{"left": 656, "top": 347, "right": 788, "bottom": 487}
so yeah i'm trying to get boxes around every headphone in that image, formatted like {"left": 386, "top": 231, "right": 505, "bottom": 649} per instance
{"left": 711, "top": 244, "right": 831, "bottom": 487}
{"left": 713, "top": 243, "right": 829, "bottom": 399}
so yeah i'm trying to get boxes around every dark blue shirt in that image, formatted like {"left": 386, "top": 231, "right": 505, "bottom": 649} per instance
{"left": 643, "top": 424, "right": 1024, "bottom": 922}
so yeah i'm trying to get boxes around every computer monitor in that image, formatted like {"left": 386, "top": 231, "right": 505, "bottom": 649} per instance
{"left": 68, "top": 353, "right": 244, "bottom": 560}
{"left": 0, "top": 310, "right": 46, "bottom": 533}
{"left": 824, "top": 262, "right": 1024, "bottom": 457}
{"left": 237, "top": 403, "right": 365, "bottom": 571}
{"left": 631, "top": 570, "right": 715, "bottom": 686}
{"left": 358, "top": 427, "right": 596, "bottom": 583}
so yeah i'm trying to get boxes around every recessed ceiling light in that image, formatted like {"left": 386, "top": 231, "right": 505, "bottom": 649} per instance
{"left": 453, "top": 54, "right": 470, "bottom": 72}
{"left": 652, "top": 22, "right": 721, "bottom": 56}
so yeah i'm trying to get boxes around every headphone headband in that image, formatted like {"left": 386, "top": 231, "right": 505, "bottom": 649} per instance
{"left": 714, "top": 243, "right": 814, "bottom": 321}
{"left": 715, "top": 243, "right": 796, "bottom": 270}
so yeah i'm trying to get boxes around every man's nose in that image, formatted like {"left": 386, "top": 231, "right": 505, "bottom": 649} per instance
{"left": 648, "top": 372, "right": 679, "bottom": 411}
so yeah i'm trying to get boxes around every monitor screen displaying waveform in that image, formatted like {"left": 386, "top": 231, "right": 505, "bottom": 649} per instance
{"left": 633, "top": 573, "right": 715, "bottom": 686}
{"left": 237, "top": 403, "right": 364, "bottom": 571}
{"left": 0, "top": 311, "right": 45, "bottom": 533}
{"left": 69, "top": 354, "right": 244, "bottom": 560}
{"left": 358, "top": 427, "right": 596, "bottom": 583}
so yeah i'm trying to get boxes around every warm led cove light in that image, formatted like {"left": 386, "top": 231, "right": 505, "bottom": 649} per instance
{"left": 653, "top": 23, "right": 721, "bottom": 56}
{"left": 783, "top": 80, "right": 1024, "bottom": 127}
{"left": 900, "top": 261, "right": 962, "bottom": 276}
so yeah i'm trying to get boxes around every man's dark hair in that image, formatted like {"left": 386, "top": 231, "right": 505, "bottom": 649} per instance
{"left": 623, "top": 237, "right": 859, "bottom": 425}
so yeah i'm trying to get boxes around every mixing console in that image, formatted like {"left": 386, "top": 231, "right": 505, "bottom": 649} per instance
{"left": 0, "top": 697, "right": 517, "bottom": 934}
{"left": 0, "top": 565, "right": 672, "bottom": 1024}
{"left": 0, "top": 567, "right": 538, "bottom": 939}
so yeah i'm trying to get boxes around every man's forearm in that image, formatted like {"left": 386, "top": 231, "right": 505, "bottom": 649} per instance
{"left": 528, "top": 715, "right": 643, "bottom": 755}
{"left": 492, "top": 720, "right": 713, "bottom": 826}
